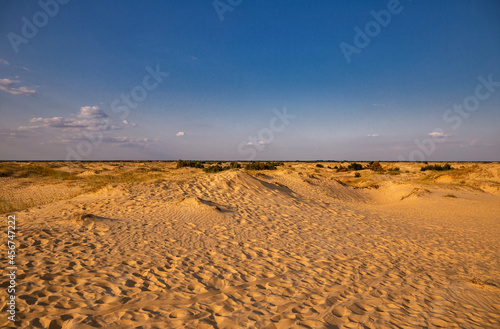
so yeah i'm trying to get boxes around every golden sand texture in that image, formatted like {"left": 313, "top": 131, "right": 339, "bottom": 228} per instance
{"left": 1, "top": 162, "right": 499, "bottom": 328}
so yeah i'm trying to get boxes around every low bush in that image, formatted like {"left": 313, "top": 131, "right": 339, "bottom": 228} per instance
{"left": 176, "top": 160, "right": 205, "bottom": 169}
{"left": 244, "top": 161, "right": 282, "bottom": 171}
{"left": 348, "top": 162, "right": 363, "bottom": 171}
{"left": 420, "top": 163, "right": 452, "bottom": 171}
{"left": 203, "top": 161, "right": 241, "bottom": 173}
{"left": 367, "top": 161, "right": 383, "bottom": 171}
{"left": 387, "top": 167, "right": 400, "bottom": 175}
{"left": 229, "top": 161, "right": 241, "bottom": 169}
{"left": 204, "top": 165, "right": 226, "bottom": 173}
{"left": 336, "top": 165, "right": 346, "bottom": 172}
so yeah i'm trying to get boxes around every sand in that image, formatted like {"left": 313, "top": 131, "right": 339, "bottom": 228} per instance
{"left": 1, "top": 161, "right": 499, "bottom": 328}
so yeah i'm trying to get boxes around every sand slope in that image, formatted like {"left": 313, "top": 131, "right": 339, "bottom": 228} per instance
{"left": 1, "top": 162, "right": 499, "bottom": 328}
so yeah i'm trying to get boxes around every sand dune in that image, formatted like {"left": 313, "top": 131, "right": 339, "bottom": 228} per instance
{"left": 1, "top": 161, "right": 499, "bottom": 328}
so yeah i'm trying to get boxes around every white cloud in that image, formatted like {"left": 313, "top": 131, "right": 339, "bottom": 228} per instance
{"left": 1, "top": 107, "right": 146, "bottom": 152}
{"left": 246, "top": 141, "right": 268, "bottom": 145}
{"left": 29, "top": 116, "right": 97, "bottom": 130}
{"left": 28, "top": 109, "right": 136, "bottom": 131}
{"left": 0, "top": 59, "right": 9, "bottom": 66}
{"left": 428, "top": 131, "right": 453, "bottom": 137}
{"left": 17, "top": 125, "right": 42, "bottom": 131}
{"left": 0, "top": 78, "right": 36, "bottom": 95}
{"left": 3, "top": 106, "right": 136, "bottom": 139}
{"left": 367, "top": 134, "right": 380, "bottom": 137}
{"left": 78, "top": 106, "right": 108, "bottom": 118}
{"left": 176, "top": 131, "right": 185, "bottom": 136}
{"left": 101, "top": 136, "right": 154, "bottom": 148}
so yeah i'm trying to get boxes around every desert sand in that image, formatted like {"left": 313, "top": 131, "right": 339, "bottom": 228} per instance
{"left": 1, "top": 161, "right": 499, "bottom": 328}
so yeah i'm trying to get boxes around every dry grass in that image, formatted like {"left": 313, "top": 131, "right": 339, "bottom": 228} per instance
{"left": 0, "top": 180, "right": 83, "bottom": 214}
{"left": 81, "top": 168, "right": 165, "bottom": 192}
{"left": 0, "top": 162, "right": 77, "bottom": 179}
{"left": 0, "top": 162, "right": 169, "bottom": 214}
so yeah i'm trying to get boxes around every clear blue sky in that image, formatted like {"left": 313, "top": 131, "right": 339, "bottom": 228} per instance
{"left": 1, "top": 0, "right": 499, "bottom": 160}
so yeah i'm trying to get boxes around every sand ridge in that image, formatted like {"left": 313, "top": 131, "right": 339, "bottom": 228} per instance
{"left": 1, "top": 161, "right": 499, "bottom": 328}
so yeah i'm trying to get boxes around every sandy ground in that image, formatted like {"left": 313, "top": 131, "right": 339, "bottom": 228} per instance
{"left": 1, "top": 162, "right": 499, "bottom": 328}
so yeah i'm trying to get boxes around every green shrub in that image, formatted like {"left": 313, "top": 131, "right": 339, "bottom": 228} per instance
{"left": 244, "top": 161, "right": 278, "bottom": 171}
{"left": 316, "top": 163, "right": 324, "bottom": 168}
{"left": 348, "top": 162, "right": 363, "bottom": 171}
{"left": 204, "top": 165, "right": 226, "bottom": 173}
{"left": 203, "top": 161, "right": 241, "bottom": 173}
{"left": 176, "top": 160, "right": 205, "bottom": 169}
{"left": 387, "top": 167, "right": 400, "bottom": 175}
{"left": 229, "top": 161, "right": 241, "bottom": 169}
{"left": 367, "top": 161, "right": 383, "bottom": 171}
{"left": 336, "top": 165, "right": 346, "bottom": 172}
{"left": 420, "top": 163, "right": 452, "bottom": 171}
{"left": 354, "top": 172, "right": 361, "bottom": 178}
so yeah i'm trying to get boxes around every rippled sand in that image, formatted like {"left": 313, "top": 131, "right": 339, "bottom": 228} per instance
{"left": 1, "top": 162, "right": 499, "bottom": 328}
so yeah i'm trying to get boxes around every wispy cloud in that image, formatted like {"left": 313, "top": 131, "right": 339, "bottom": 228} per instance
{"left": 0, "top": 78, "right": 36, "bottom": 95}
{"left": 246, "top": 141, "right": 268, "bottom": 146}
{"left": 458, "top": 139, "right": 495, "bottom": 148}
{"left": 102, "top": 136, "right": 157, "bottom": 148}
{"left": 428, "top": 131, "right": 453, "bottom": 137}
{"left": 28, "top": 116, "right": 136, "bottom": 131}
{"left": 176, "top": 131, "right": 185, "bottom": 136}
{"left": 0, "top": 59, "right": 9, "bottom": 66}
{"left": 367, "top": 133, "right": 380, "bottom": 137}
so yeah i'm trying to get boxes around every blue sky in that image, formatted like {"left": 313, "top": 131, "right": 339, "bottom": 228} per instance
{"left": 0, "top": 0, "right": 499, "bottom": 160}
